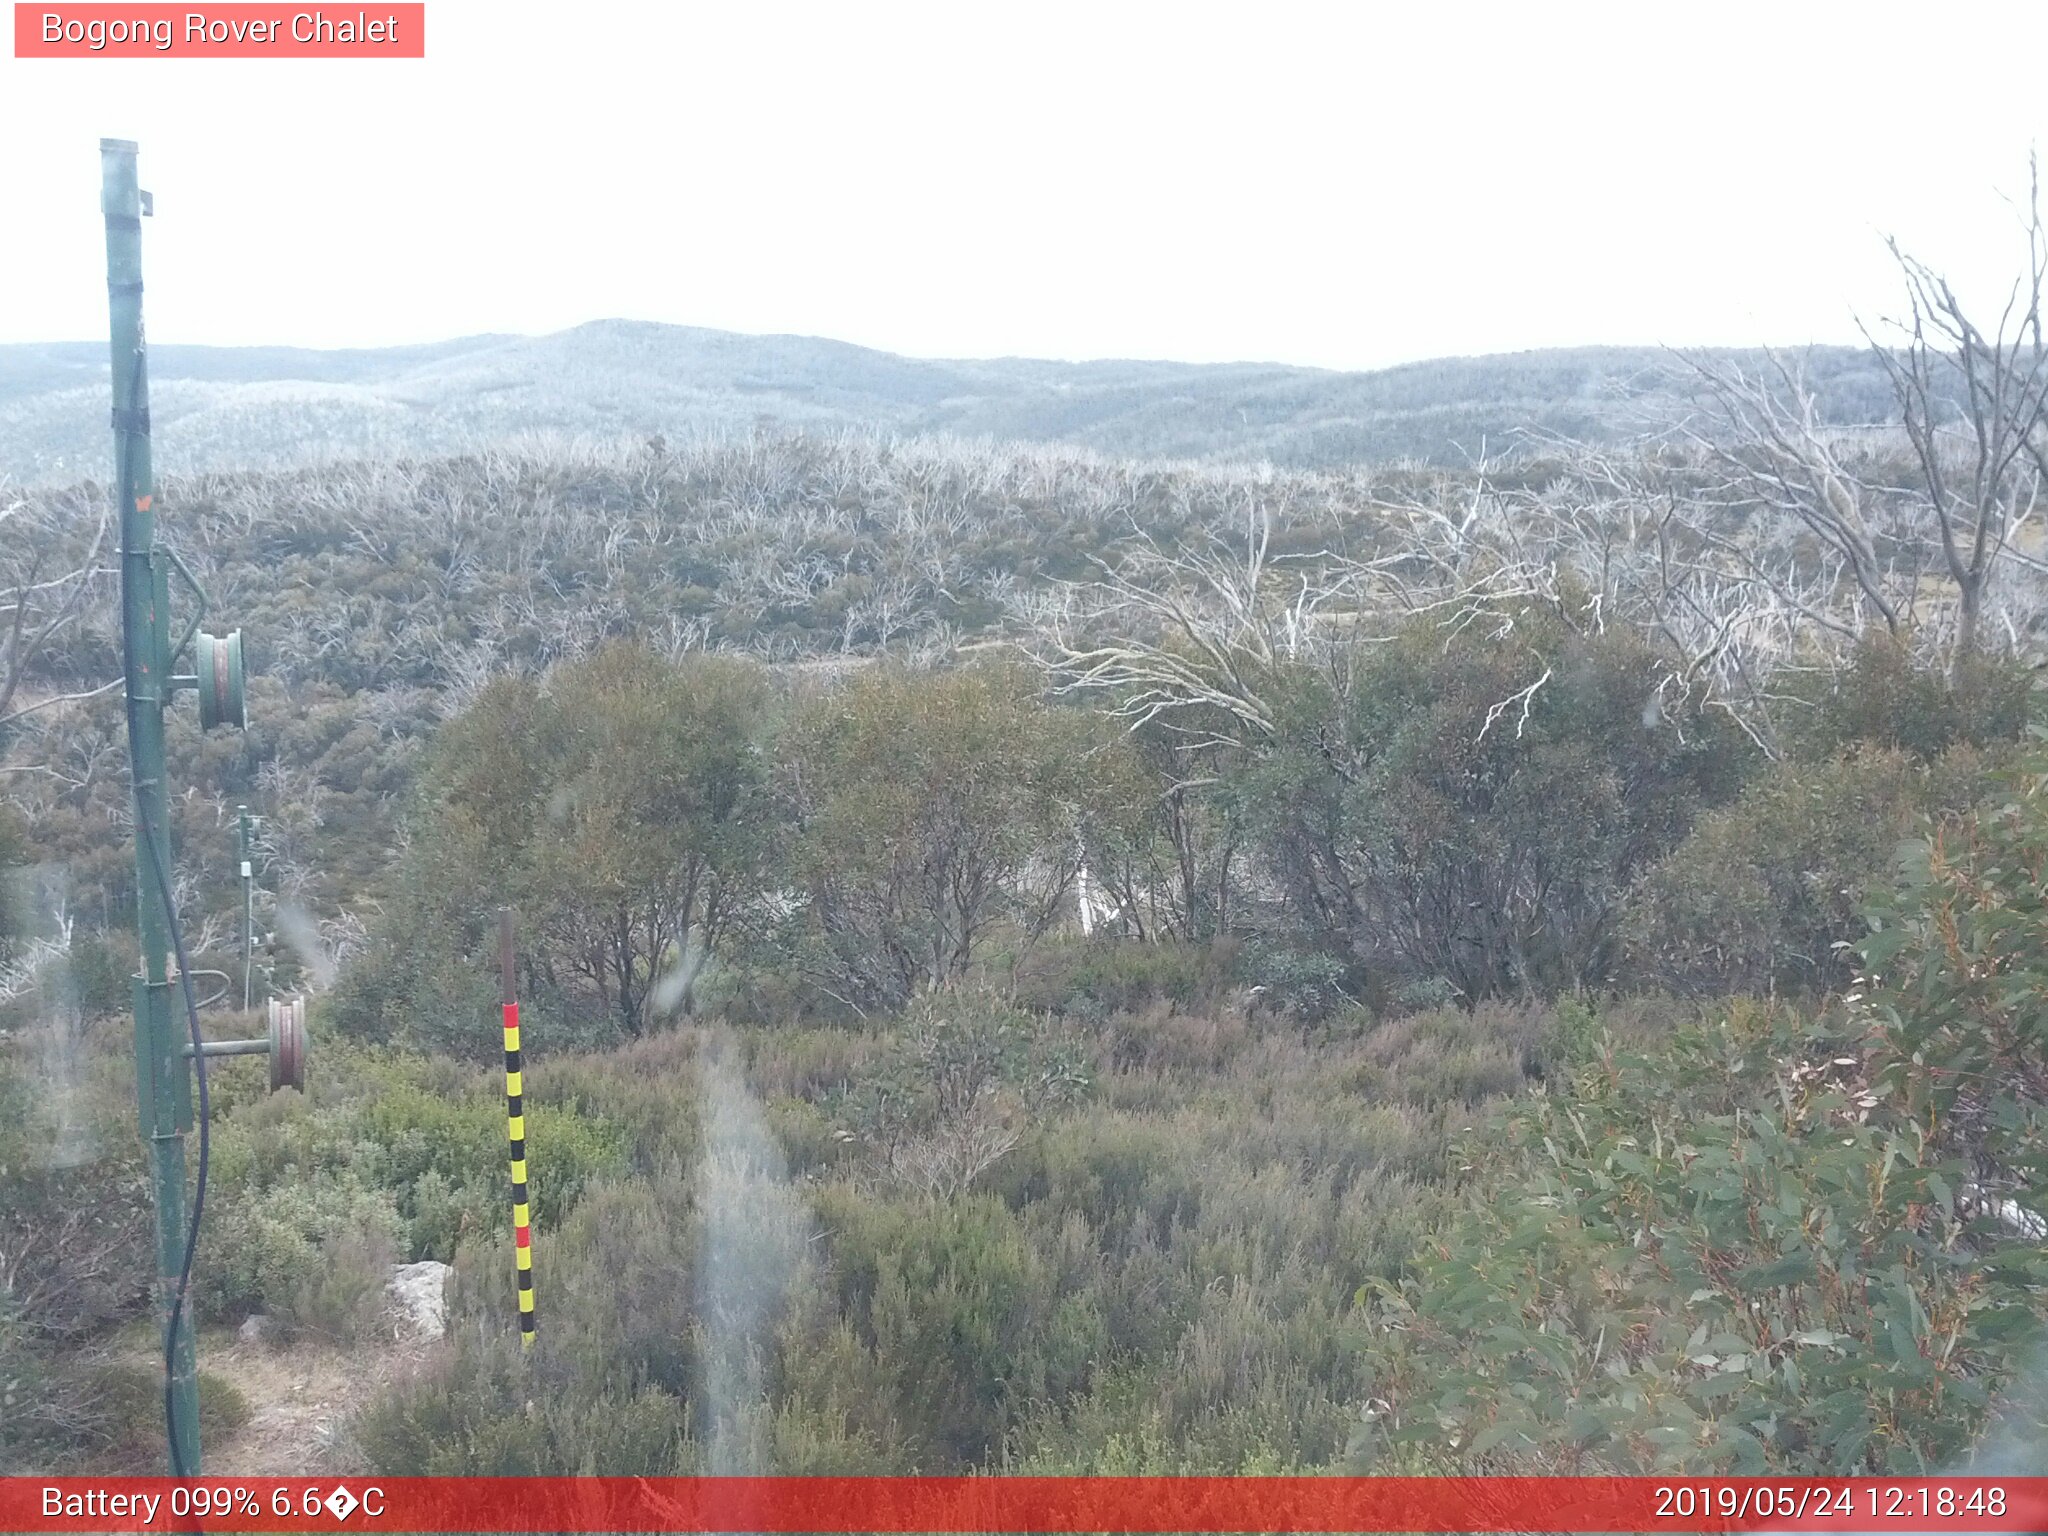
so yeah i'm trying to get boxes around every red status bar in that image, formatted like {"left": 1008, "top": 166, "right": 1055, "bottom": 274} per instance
{"left": 5, "top": 1477, "right": 2046, "bottom": 1533}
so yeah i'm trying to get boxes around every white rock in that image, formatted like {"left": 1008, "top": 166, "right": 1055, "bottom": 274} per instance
{"left": 237, "top": 1313, "right": 274, "bottom": 1346}
{"left": 386, "top": 1260, "right": 451, "bottom": 1343}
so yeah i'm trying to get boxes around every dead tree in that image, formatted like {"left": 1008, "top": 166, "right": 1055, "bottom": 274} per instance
{"left": 1041, "top": 491, "right": 1554, "bottom": 751}
{"left": 1679, "top": 159, "right": 2048, "bottom": 682}
{"left": 1863, "top": 155, "right": 2048, "bottom": 674}
{"left": 0, "top": 498, "right": 116, "bottom": 734}
{"left": 1505, "top": 436, "right": 1877, "bottom": 758}
{"left": 1677, "top": 353, "right": 1913, "bottom": 645}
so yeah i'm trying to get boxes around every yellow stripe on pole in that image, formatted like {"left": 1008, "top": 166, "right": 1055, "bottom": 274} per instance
{"left": 501, "top": 910, "right": 535, "bottom": 1347}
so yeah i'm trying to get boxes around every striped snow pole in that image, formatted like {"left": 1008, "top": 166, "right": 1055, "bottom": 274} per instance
{"left": 500, "top": 909, "right": 535, "bottom": 1346}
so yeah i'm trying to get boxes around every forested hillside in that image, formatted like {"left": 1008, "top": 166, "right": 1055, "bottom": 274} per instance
{"left": 0, "top": 325, "right": 1901, "bottom": 482}
{"left": 7, "top": 221, "right": 2048, "bottom": 1476}
{"left": 6, "top": 408, "right": 2047, "bottom": 1475}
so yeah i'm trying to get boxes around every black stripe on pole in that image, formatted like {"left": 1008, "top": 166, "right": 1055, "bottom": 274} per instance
{"left": 501, "top": 908, "right": 534, "bottom": 1343}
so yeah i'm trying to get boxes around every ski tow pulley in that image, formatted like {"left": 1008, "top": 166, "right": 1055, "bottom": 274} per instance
{"left": 195, "top": 628, "right": 246, "bottom": 730}
{"left": 267, "top": 997, "right": 307, "bottom": 1093}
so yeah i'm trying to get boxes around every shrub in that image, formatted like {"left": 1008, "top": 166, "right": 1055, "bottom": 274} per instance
{"left": 353, "top": 1171, "right": 706, "bottom": 1475}
{"left": 204, "top": 1043, "right": 624, "bottom": 1258}
{"left": 1789, "top": 639, "right": 2036, "bottom": 762}
{"left": 1007, "top": 938, "right": 1239, "bottom": 1021}
{"left": 1627, "top": 746, "right": 1994, "bottom": 998}
{"left": 293, "top": 1224, "right": 404, "bottom": 1341}
{"left": 1, "top": 1354, "right": 252, "bottom": 1474}
{"left": 350, "top": 1329, "right": 693, "bottom": 1475}
{"left": 1336, "top": 1002, "right": 1545, "bottom": 1108}
{"left": 63, "top": 931, "right": 136, "bottom": 1023}
{"left": 1860, "top": 735, "right": 2048, "bottom": 1218}
{"left": 819, "top": 1189, "right": 1047, "bottom": 1465}
{"left": 1098, "top": 999, "right": 1256, "bottom": 1078}
{"left": 339, "top": 645, "right": 778, "bottom": 1046}
{"left": 757, "top": 1303, "right": 911, "bottom": 1472}
{"left": 1241, "top": 605, "right": 1755, "bottom": 1000}
{"left": 831, "top": 991, "right": 1091, "bottom": 1199}
{"left": 1367, "top": 999, "right": 2047, "bottom": 1472}
{"left": 195, "top": 1174, "right": 405, "bottom": 1337}
{"left": 782, "top": 664, "right": 1143, "bottom": 1009}
{"left": 404, "top": 1169, "right": 499, "bottom": 1262}
{"left": 0, "top": 1026, "right": 151, "bottom": 1347}
{"left": 1236, "top": 940, "right": 1356, "bottom": 1022}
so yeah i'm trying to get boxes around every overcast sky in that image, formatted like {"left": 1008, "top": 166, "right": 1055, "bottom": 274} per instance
{"left": 3, "top": 1, "right": 2046, "bottom": 370}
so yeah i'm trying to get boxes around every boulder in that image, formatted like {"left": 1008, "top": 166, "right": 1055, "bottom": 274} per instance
{"left": 386, "top": 1260, "right": 451, "bottom": 1343}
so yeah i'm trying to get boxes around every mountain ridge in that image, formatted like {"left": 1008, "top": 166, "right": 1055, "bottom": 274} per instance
{"left": 0, "top": 319, "right": 1899, "bottom": 482}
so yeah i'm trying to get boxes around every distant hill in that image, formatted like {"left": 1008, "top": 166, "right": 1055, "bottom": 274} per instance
{"left": 0, "top": 321, "right": 1900, "bottom": 482}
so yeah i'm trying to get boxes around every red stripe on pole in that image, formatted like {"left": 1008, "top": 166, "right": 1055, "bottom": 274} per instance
{"left": 6, "top": 1478, "right": 2046, "bottom": 1532}
{"left": 515, "top": 1225, "right": 530, "bottom": 1247}
{"left": 503, "top": 1002, "right": 518, "bottom": 1031}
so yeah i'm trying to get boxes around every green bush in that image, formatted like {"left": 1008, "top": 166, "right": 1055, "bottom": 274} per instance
{"left": 350, "top": 1328, "right": 693, "bottom": 1475}
{"left": 829, "top": 991, "right": 1091, "bottom": 1198}
{"left": 63, "top": 931, "right": 135, "bottom": 1024}
{"left": 335, "top": 998, "right": 1571, "bottom": 1477}
{"left": 1789, "top": 639, "right": 2036, "bottom": 762}
{"left": 404, "top": 1169, "right": 500, "bottom": 1261}
{"left": 820, "top": 1189, "right": 1047, "bottom": 1465}
{"left": 198, "top": 1370, "right": 252, "bottom": 1441}
{"left": 527, "top": 1028, "right": 706, "bottom": 1173}
{"left": 0, "top": 1354, "right": 252, "bottom": 1474}
{"left": 1861, "top": 735, "right": 2048, "bottom": 1212}
{"left": 204, "top": 1043, "right": 623, "bottom": 1259}
{"left": 1336, "top": 1002, "right": 1547, "bottom": 1108}
{"left": 783, "top": 663, "right": 1143, "bottom": 1009}
{"left": 195, "top": 1175, "right": 405, "bottom": 1336}
{"left": 1237, "top": 940, "right": 1356, "bottom": 1022}
{"left": 1240, "top": 604, "right": 1755, "bottom": 1000}
{"left": 1007, "top": 938, "right": 1238, "bottom": 1020}
{"left": 1367, "top": 997, "right": 2047, "bottom": 1472}
{"left": 0, "top": 1028, "right": 152, "bottom": 1346}
{"left": 1628, "top": 746, "right": 1994, "bottom": 998}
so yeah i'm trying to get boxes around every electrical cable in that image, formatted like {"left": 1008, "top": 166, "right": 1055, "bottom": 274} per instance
{"left": 143, "top": 793, "right": 212, "bottom": 1478}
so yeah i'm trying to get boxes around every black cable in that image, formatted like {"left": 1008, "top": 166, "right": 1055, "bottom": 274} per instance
{"left": 142, "top": 809, "right": 211, "bottom": 1480}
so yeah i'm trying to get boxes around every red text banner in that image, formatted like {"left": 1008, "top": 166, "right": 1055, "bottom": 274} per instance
{"left": 13, "top": 4, "right": 424, "bottom": 57}
{"left": 4, "top": 1477, "right": 2046, "bottom": 1534}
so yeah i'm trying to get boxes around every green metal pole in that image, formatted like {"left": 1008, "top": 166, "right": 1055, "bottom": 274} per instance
{"left": 239, "top": 805, "right": 252, "bottom": 1011}
{"left": 104, "top": 136, "right": 201, "bottom": 1478}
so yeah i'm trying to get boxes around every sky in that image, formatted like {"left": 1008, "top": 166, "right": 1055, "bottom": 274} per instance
{"left": 2, "top": 0, "right": 2046, "bottom": 371}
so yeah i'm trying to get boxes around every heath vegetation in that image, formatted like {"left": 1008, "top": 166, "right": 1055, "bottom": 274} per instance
{"left": 6, "top": 183, "right": 2048, "bottom": 1473}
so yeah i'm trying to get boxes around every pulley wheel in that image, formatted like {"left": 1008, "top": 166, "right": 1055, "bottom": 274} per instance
{"left": 267, "top": 996, "right": 306, "bottom": 1092}
{"left": 196, "top": 629, "right": 246, "bottom": 731}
